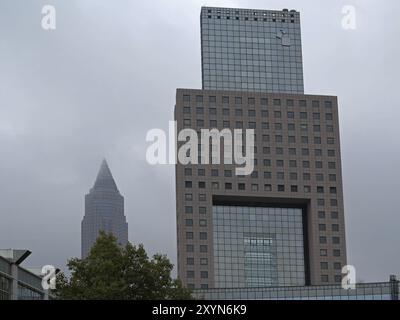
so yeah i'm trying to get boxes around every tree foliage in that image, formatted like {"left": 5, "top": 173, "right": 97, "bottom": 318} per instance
{"left": 55, "top": 232, "right": 192, "bottom": 300}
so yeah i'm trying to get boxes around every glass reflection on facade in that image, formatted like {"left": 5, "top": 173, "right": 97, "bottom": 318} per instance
{"left": 244, "top": 234, "right": 278, "bottom": 287}
{"left": 213, "top": 206, "right": 305, "bottom": 288}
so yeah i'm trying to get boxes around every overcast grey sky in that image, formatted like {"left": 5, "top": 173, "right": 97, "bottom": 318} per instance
{"left": 0, "top": 0, "right": 399, "bottom": 282}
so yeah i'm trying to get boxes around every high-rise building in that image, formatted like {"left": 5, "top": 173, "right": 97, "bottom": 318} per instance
{"left": 175, "top": 7, "right": 347, "bottom": 290}
{"left": 201, "top": 7, "right": 304, "bottom": 93}
{"left": 81, "top": 159, "right": 128, "bottom": 258}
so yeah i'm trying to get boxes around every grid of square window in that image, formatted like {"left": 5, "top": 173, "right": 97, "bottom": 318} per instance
{"left": 179, "top": 93, "right": 340, "bottom": 206}
{"left": 201, "top": 8, "right": 303, "bottom": 93}
{"left": 213, "top": 206, "right": 305, "bottom": 288}
{"left": 176, "top": 89, "right": 346, "bottom": 287}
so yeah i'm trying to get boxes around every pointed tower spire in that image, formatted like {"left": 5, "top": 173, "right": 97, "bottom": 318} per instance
{"left": 82, "top": 158, "right": 128, "bottom": 258}
{"left": 92, "top": 159, "right": 119, "bottom": 191}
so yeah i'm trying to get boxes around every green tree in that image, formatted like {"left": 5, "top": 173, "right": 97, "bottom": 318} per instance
{"left": 55, "top": 232, "right": 192, "bottom": 300}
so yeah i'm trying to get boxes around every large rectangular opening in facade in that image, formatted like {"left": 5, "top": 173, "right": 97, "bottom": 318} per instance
{"left": 212, "top": 195, "right": 310, "bottom": 288}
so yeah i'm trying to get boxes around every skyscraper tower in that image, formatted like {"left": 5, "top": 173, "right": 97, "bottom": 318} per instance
{"left": 175, "top": 7, "right": 347, "bottom": 290}
{"left": 81, "top": 159, "right": 128, "bottom": 258}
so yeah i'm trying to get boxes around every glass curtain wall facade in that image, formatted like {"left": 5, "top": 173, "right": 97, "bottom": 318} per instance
{"left": 18, "top": 284, "right": 44, "bottom": 300}
{"left": 201, "top": 7, "right": 304, "bottom": 93}
{"left": 0, "top": 252, "right": 51, "bottom": 300}
{"left": 0, "top": 275, "right": 10, "bottom": 300}
{"left": 194, "top": 279, "right": 400, "bottom": 300}
{"left": 213, "top": 206, "right": 305, "bottom": 288}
